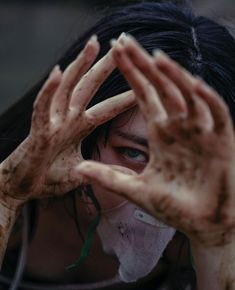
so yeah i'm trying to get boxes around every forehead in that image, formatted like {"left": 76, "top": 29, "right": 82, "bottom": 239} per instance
{"left": 110, "top": 107, "right": 147, "bottom": 137}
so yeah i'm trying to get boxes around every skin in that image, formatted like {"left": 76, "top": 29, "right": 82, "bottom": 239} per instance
{"left": 0, "top": 35, "right": 187, "bottom": 286}
{"left": 23, "top": 107, "right": 170, "bottom": 284}
{"left": 0, "top": 34, "right": 136, "bottom": 267}
{"left": 91, "top": 108, "right": 148, "bottom": 210}
{"left": 77, "top": 35, "right": 235, "bottom": 289}
{"left": 1, "top": 33, "right": 235, "bottom": 289}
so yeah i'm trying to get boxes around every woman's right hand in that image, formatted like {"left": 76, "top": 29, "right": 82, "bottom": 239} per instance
{"left": 0, "top": 35, "right": 135, "bottom": 207}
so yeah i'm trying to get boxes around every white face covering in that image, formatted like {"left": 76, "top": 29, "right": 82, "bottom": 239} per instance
{"left": 97, "top": 202, "right": 176, "bottom": 283}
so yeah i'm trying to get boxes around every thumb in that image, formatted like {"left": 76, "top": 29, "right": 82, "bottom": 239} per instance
{"left": 76, "top": 161, "right": 143, "bottom": 202}
{"left": 107, "top": 164, "right": 137, "bottom": 176}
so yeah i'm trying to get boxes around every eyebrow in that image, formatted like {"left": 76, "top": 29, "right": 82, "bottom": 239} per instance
{"left": 113, "top": 129, "right": 148, "bottom": 147}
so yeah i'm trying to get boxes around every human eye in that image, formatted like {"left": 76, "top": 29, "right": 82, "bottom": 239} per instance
{"left": 117, "top": 147, "right": 148, "bottom": 163}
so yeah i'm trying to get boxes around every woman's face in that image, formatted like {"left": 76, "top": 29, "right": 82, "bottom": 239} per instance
{"left": 91, "top": 107, "right": 149, "bottom": 210}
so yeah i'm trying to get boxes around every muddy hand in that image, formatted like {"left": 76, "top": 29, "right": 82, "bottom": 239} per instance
{"left": 0, "top": 35, "right": 135, "bottom": 205}
{"left": 77, "top": 35, "right": 235, "bottom": 247}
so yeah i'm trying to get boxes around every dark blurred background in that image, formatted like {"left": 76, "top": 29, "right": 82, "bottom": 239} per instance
{"left": 0, "top": 0, "right": 234, "bottom": 114}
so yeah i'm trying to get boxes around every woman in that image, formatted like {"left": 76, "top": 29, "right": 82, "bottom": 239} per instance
{"left": 0, "top": 1, "right": 235, "bottom": 289}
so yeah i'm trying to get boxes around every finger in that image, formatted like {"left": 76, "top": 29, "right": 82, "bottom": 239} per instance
{"left": 85, "top": 90, "right": 136, "bottom": 128}
{"left": 51, "top": 35, "right": 100, "bottom": 118}
{"left": 69, "top": 46, "right": 118, "bottom": 111}
{"left": 112, "top": 41, "right": 167, "bottom": 122}
{"left": 108, "top": 164, "right": 137, "bottom": 176}
{"left": 45, "top": 168, "right": 85, "bottom": 195}
{"left": 32, "top": 66, "right": 62, "bottom": 131}
{"left": 76, "top": 161, "right": 145, "bottom": 205}
{"left": 154, "top": 51, "right": 231, "bottom": 134}
{"left": 188, "top": 94, "right": 214, "bottom": 132}
{"left": 122, "top": 35, "right": 187, "bottom": 117}
{"left": 154, "top": 50, "right": 198, "bottom": 108}
{"left": 194, "top": 78, "right": 233, "bottom": 134}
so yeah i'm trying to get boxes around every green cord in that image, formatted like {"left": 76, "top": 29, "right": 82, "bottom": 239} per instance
{"left": 66, "top": 186, "right": 101, "bottom": 271}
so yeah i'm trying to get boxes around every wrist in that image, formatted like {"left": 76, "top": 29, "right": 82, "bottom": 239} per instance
{"left": 0, "top": 192, "right": 24, "bottom": 268}
{"left": 191, "top": 238, "right": 235, "bottom": 290}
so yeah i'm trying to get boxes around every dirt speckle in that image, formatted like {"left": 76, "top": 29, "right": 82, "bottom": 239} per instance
{"left": 2, "top": 169, "right": 9, "bottom": 175}
{"left": 210, "top": 172, "right": 229, "bottom": 224}
{"left": 18, "top": 177, "right": 34, "bottom": 193}
{"left": 179, "top": 128, "right": 192, "bottom": 140}
{"left": 216, "top": 121, "right": 226, "bottom": 133}
{"left": 192, "top": 126, "right": 202, "bottom": 135}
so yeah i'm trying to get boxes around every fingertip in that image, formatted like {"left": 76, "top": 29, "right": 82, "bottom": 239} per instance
{"left": 110, "top": 39, "right": 124, "bottom": 53}
{"left": 194, "top": 77, "right": 213, "bottom": 95}
{"left": 88, "top": 34, "right": 100, "bottom": 48}
{"left": 84, "top": 34, "right": 100, "bottom": 58}
{"left": 39, "top": 66, "right": 61, "bottom": 96}
{"left": 76, "top": 161, "right": 92, "bottom": 173}
{"left": 121, "top": 33, "right": 137, "bottom": 47}
{"left": 87, "top": 34, "right": 99, "bottom": 47}
{"left": 117, "top": 32, "right": 127, "bottom": 44}
{"left": 76, "top": 161, "right": 101, "bottom": 177}
{"left": 90, "top": 34, "right": 98, "bottom": 43}
{"left": 111, "top": 42, "right": 126, "bottom": 62}
{"left": 49, "top": 65, "right": 62, "bottom": 82}
{"left": 153, "top": 50, "right": 174, "bottom": 71}
{"left": 110, "top": 38, "right": 117, "bottom": 48}
{"left": 153, "top": 49, "right": 169, "bottom": 61}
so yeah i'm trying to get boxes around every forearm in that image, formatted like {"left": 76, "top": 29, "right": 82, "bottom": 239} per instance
{"left": 191, "top": 239, "right": 235, "bottom": 290}
{"left": 0, "top": 192, "right": 23, "bottom": 268}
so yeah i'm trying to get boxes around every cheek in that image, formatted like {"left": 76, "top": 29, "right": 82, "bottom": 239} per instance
{"left": 92, "top": 141, "right": 126, "bottom": 168}
{"left": 96, "top": 143, "right": 118, "bottom": 164}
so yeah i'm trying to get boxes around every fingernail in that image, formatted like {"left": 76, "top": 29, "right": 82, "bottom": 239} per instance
{"left": 153, "top": 49, "right": 169, "bottom": 59}
{"left": 118, "top": 32, "right": 127, "bottom": 43}
{"left": 153, "top": 48, "right": 162, "bottom": 58}
{"left": 120, "top": 33, "right": 133, "bottom": 45}
{"left": 110, "top": 38, "right": 117, "bottom": 47}
{"left": 50, "top": 65, "right": 60, "bottom": 76}
{"left": 119, "top": 32, "right": 127, "bottom": 38}
{"left": 89, "top": 34, "right": 98, "bottom": 43}
{"left": 125, "top": 33, "right": 135, "bottom": 41}
{"left": 77, "top": 162, "right": 91, "bottom": 173}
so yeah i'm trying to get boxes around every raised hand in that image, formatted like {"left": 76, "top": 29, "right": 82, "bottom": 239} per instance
{"left": 0, "top": 35, "right": 135, "bottom": 205}
{"left": 77, "top": 35, "right": 235, "bottom": 247}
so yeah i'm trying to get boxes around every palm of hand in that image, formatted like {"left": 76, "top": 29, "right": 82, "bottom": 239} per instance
{"left": 139, "top": 114, "right": 235, "bottom": 246}
{"left": 78, "top": 36, "right": 235, "bottom": 246}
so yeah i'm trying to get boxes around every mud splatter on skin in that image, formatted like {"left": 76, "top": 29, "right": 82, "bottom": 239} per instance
{"left": 178, "top": 127, "right": 193, "bottom": 141}
{"left": 2, "top": 169, "right": 9, "bottom": 175}
{"left": 158, "top": 129, "right": 176, "bottom": 145}
{"left": 18, "top": 177, "right": 35, "bottom": 193}
{"left": 210, "top": 171, "right": 229, "bottom": 224}
{"left": 223, "top": 277, "right": 235, "bottom": 290}
{"left": 144, "top": 150, "right": 235, "bottom": 247}
{"left": 167, "top": 173, "right": 175, "bottom": 181}
{"left": 216, "top": 121, "right": 226, "bottom": 134}
{"left": 0, "top": 162, "right": 18, "bottom": 185}
{"left": 192, "top": 125, "right": 202, "bottom": 135}
{"left": 38, "top": 141, "right": 51, "bottom": 152}
{"left": 178, "top": 162, "right": 186, "bottom": 173}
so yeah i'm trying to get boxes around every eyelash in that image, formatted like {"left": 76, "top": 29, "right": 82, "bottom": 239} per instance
{"left": 116, "top": 147, "right": 148, "bottom": 163}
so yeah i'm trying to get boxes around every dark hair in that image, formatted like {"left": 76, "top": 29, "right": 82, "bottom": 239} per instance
{"left": 1, "top": 2, "right": 235, "bottom": 161}
{"left": 1, "top": 1, "right": 235, "bottom": 289}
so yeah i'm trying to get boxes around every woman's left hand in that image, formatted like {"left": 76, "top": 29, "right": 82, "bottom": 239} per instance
{"left": 77, "top": 35, "right": 235, "bottom": 248}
